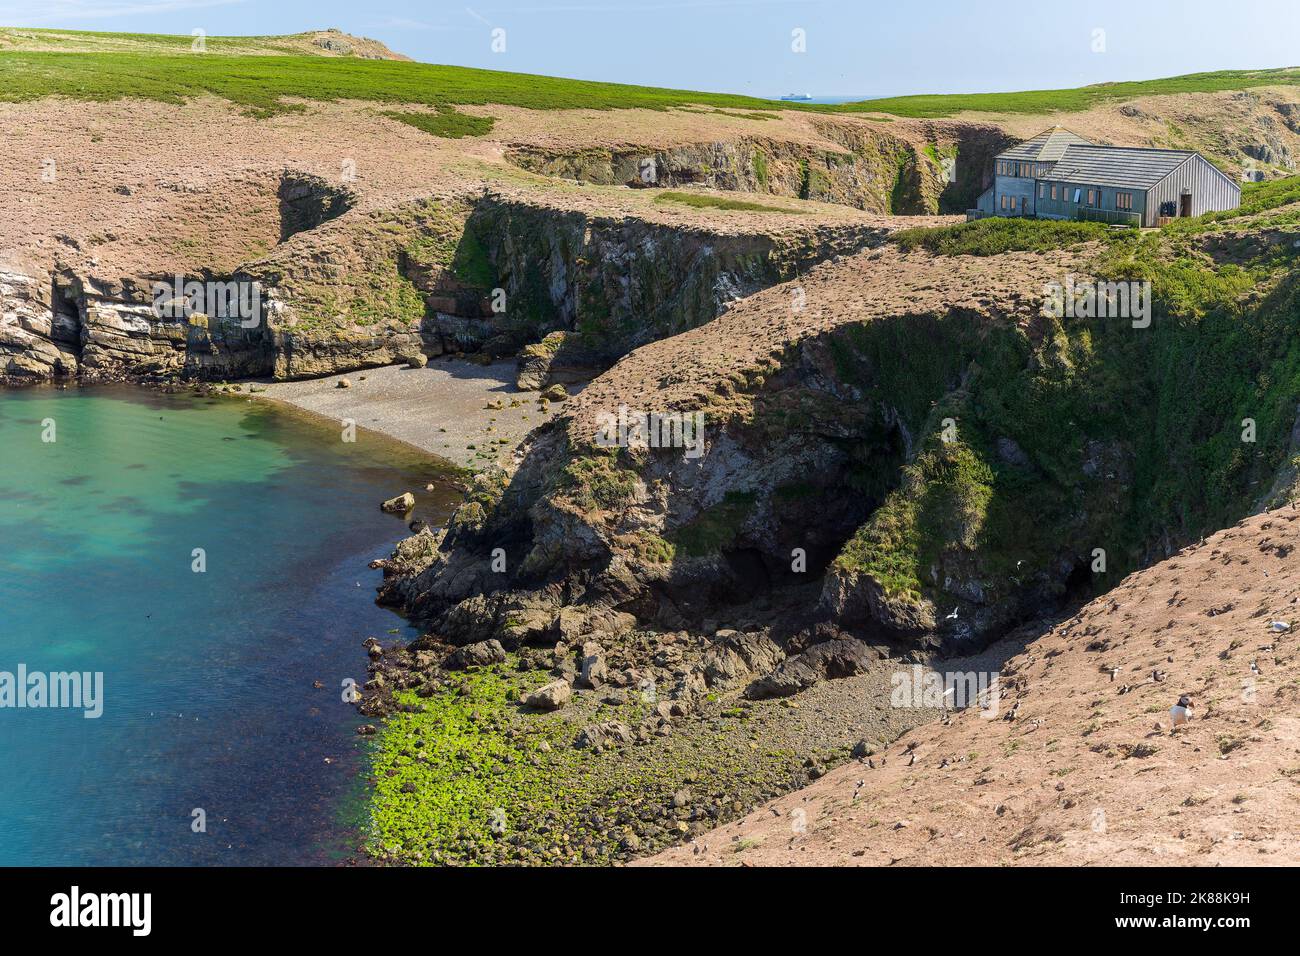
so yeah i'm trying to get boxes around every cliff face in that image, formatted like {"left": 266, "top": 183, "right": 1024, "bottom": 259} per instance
{"left": 373, "top": 248, "right": 1069, "bottom": 659}
{"left": 0, "top": 192, "right": 892, "bottom": 385}
{"left": 441, "top": 196, "right": 894, "bottom": 368}
{"left": 377, "top": 208, "right": 1300, "bottom": 675}
{"left": 506, "top": 121, "right": 1012, "bottom": 216}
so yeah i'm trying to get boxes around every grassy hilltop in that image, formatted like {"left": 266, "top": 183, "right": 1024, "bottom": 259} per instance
{"left": 2, "top": 27, "right": 1299, "bottom": 121}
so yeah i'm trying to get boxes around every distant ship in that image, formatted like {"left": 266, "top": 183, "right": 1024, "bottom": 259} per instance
{"left": 780, "top": 93, "right": 813, "bottom": 101}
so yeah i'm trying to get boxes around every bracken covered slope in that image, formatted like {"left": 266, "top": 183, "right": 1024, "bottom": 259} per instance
{"left": 643, "top": 508, "right": 1300, "bottom": 866}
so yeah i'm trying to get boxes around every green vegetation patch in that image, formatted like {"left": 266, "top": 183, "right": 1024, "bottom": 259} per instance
{"left": 366, "top": 655, "right": 818, "bottom": 865}
{"left": 367, "top": 667, "right": 558, "bottom": 864}
{"left": 1162, "top": 174, "right": 1300, "bottom": 235}
{"left": 3, "top": 33, "right": 1298, "bottom": 125}
{"left": 560, "top": 449, "right": 640, "bottom": 513}
{"left": 894, "top": 217, "right": 1117, "bottom": 256}
{"left": 383, "top": 107, "right": 495, "bottom": 139}
{"left": 653, "top": 190, "right": 802, "bottom": 215}
{"left": 840, "top": 68, "right": 1300, "bottom": 119}
{"left": 672, "top": 490, "right": 757, "bottom": 557}
{"left": 0, "top": 47, "right": 819, "bottom": 119}
{"left": 831, "top": 217, "right": 1300, "bottom": 610}
{"left": 836, "top": 441, "right": 994, "bottom": 600}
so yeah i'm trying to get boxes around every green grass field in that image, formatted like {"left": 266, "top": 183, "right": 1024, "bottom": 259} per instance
{"left": 653, "top": 190, "right": 801, "bottom": 214}
{"left": 838, "top": 68, "right": 1300, "bottom": 118}
{"left": 0, "top": 47, "right": 812, "bottom": 119}
{"left": 383, "top": 108, "right": 496, "bottom": 139}
{"left": 2, "top": 27, "right": 1299, "bottom": 121}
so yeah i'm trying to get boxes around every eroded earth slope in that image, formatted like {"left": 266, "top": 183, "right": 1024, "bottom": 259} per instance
{"left": 644, "top": 509, "right": 1300, "bottom": 866}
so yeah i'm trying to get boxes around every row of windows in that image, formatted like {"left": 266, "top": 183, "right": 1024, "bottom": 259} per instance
{"left": 1030, "top": 182, "right": 1134, "bottom": 210}
{"left": 996, "top": 160, "right": 1043, "bottom": 177}
{"left": 999, "top": 194, "right": 1027, "bottom": 212}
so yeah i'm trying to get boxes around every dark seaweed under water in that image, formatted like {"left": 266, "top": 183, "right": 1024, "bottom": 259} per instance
{"left": 0, "top": 385, "right": 460, "bottom": 866}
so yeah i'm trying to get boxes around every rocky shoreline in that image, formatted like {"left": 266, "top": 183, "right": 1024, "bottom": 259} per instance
{"left": 352, "top": 605, "right": 955, "bottom": 865}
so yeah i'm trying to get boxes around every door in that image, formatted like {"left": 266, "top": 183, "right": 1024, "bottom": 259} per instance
{"left": 1180, "top": 192, "right": 1193, "bottom": 217}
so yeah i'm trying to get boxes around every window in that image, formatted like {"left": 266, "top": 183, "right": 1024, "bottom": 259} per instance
{"left": 1116, "top": 192, "right": 1133, "bottom": 210}
{"left": 1000, "top": 195, "right": 1007, "bottom": 210}
{"left": 1072, "top": 188, "right": 1082, "bottom": 203}
{"left": 1051, "top": 185, "right": 1058, "bottom": 200}
{"left": 1039, "top": 183, "right": 1047, "bottom": 198}
{"left": 1087, "top": 189, "right": 1096, "bottom": 205}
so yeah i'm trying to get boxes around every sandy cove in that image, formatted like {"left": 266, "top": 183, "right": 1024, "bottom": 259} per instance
{"left": 253, "top": 356, "right": 567, "bottom": 470}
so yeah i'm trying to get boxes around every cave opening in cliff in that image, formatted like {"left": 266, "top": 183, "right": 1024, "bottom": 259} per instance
{"left": 49, "top": 278, "right": 85, "bottom": 356}
{"left": 276, "top": 170, "right": 356, "bottom": 243}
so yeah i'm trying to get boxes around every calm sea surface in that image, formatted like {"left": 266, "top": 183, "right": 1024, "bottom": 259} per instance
{"left": 0, "top": 385, "right": 458, "bottom": 865}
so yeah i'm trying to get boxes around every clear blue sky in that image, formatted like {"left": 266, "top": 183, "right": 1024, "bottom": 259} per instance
{"left": 4, "top": 0, "right": 1299, "bottom": 99}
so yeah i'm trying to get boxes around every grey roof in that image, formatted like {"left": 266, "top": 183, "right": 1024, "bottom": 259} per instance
{"left": 999, "top": 127, "right": 1096, "bottom": 162}
{"left": 1040, "top": 144, "right": 1196, "bottom": 189}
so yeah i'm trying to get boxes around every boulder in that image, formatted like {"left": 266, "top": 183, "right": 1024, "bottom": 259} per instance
{"left": 525, "top": 679, "right": 572, "bottom": 711}
{"left": 554, "top": 606, "right": 589, "bottom": 642}
{"left": 515, "top": 332, "right": 567, "bottom": 390}
{"left": 445, "top": 639, "right": 507, "bottom": 670}
{"left": 578, "top": 641, "right": 608, "bottom": 689}
{"left": 745, "top": 638, "right": 876, "bottom": 700}
{"left": 406, "top": 353, "right": 428, "bottom": 369}
{"left": 702, "top": 631, "right": 785, "bottom": 689}
{"left": 381, "top": 492, "right": 415, "bottom": 514}
{"left": 574, "top": 721, "right": 633, "bottom": 750}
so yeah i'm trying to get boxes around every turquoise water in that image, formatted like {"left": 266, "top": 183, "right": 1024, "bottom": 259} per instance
{"left": 0, "top": 386, "right": 458, "bottom": 866}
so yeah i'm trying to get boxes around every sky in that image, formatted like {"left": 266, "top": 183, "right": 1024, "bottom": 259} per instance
{"left": 3, "top": 0, "right": 1299, "bottom": 100}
